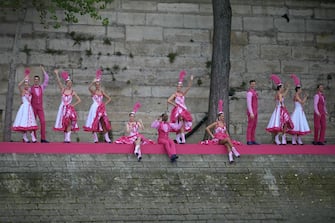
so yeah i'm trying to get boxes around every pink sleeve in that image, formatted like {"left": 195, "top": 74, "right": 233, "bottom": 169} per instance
{"left": 169, "top": 122, "right": 182, "bottom": 131}
{"left": 151, "top": 120, "right": 160, "bottom": 129}
{"left": 41, "top": 71, "right": 49, "bottom": 91}
{"left": 246, "top": 92, "right": 253, "bottom": 114}
{"left": 314, "top": 94, "right": 320, "bottom": 115}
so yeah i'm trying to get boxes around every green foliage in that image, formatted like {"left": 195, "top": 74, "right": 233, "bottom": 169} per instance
{"left": 85, "top": 48, "right": 92, "bottom": 56}
{"left": 114, "top": 51, "right": 122, "bottom": 56}
{"left": 197, "top": 78, "right": 202, "bottom": 86}
{"left": 129, "top": 53, "right": 134, "bottom": 58}
{"left": 103, "top": 37, "right": 112, "bottom": 45}
{"left": 0, "top": 0, "right": 113, "bottom": 28}
{"left": 206, "top": 61, "right": 212, "bottom": 69}
{"left": 21, "top": 44, "right": 31, "bottom": 56}
{"left": 167, "top": 52, "right": 177, "bottom": 63}
{"left": 69, "top": 31, "right": 94, "bottom": 46}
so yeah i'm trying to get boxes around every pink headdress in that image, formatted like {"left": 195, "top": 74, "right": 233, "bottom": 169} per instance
{"left": 178, "top": 70, "right": 186, "bottom": 85}
{"left": 61, "top": 71, "right": 70, "bottom": 82}
{"left": 96, "top": 69, "right": 102, "bottom": 81}
{"left": 24, "top": 68, "right": 30, "bottom": 81}
{"left": 270, "top": 74, "right": 282, "bottom": 86}
{"left": 290, "top": 74, "right": 300, "bottom": 87}
{"left": 218, "top": 99, "right": 224, "bottom": 115}
{"left": 130, "top": 101, "right": 141, "bottom": 115}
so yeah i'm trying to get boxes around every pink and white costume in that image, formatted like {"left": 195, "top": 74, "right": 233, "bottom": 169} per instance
{"left": 288, "top": 99, "right": 311, "bottom": 136}
{"left": 200, "top": 122, "right": 241, "bottom": 146}
{"left": 170, "top": 94, "right": 192, "bottom": 131}
{"left": 151, "top": 120, "right": 182, "bottom": 158}
{"left": 266, "top": 97, "right": 294, "bottom": 133}
{"left": 12, "top": 92, "right": 38, "bottom": 132}
{"left": 53, "top": 91, "right": 79, "bottom": 132}
{"left": 115, "top": 121, "right": 154, "bottom": 145}
{"left": 83, "top": 94, "right": 111, "bottom": 132}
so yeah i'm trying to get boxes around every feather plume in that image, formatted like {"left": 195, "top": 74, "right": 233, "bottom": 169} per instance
{"left": 61, "top": 71, "right": 70, "bottom": 81}
{"left": 218, "top": 99, "right": 223, "bottom": 114}
{"left": 24, "top": 68, "right": 30, "bottom": 80}
{"left": 178, "top": 70, "right": 186, "bottom": 84}
{"left": 132, "top": 101, "right": 141, "bottom": 114}
{"left": 270, "top": 74, "right": 282, "bottom": 86}
{"left": 96, "top": 69, "right": 102, "bottom": 81}
{"left": 290, "top": 74, "right": 300, "bottom": 87}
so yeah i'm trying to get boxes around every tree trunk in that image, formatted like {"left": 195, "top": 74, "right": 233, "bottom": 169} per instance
{"left": 3, "top": 8, "right": 26, "bottom": 141}
{"left": 207, "top": 0, "right": 232, "bottom": 129}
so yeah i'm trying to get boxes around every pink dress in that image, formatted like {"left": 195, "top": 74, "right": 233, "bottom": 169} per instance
{"left": 12, "top": 92, "right": 38, "bottom": 132}
{"left": 170, "top": 93, "right": 192, "bottom": 131}
{"left": 114, "top": 121, "right": 154, "bottom": 144}
{"left": 266, "top": 97, "right": 294, "bottom": 133}
{"left": 53, "top": 91, "right": 79, "bottom": 132}
{"left": 83, "top": 94, "right": 111, "bottom": 132}
{"left": 200, "top": 122, "right": 242, "bottom": 145}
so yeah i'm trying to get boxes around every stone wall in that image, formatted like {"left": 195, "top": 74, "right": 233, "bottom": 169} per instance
{"left": 0, "top": 153, "right": 334, "bottom": 222}
{"left": 0, "top": 0, "right": 334, "bottom": 143}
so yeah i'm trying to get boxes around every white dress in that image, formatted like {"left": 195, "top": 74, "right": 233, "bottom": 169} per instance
{"left": 266, "top": 98, "right": 294, "bottom": 133}
{"left": 53, "top": 92, "right": 79, "bottom": 132}
{"left": 288, "top": 101, "right": 311, "bottom": 135}
{"left": 12, "top": 93, "right": 38, "bottom": 132}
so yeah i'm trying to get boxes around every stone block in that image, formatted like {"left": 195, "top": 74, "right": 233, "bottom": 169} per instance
{"left": 281, "top": 60, "right": 309, "bottom": 73}
{"left": 252, "top": 6, "right": 287, "bottom": 16}
{"left": 0, "top": 23, "right": 32, "bottom": 35}
{"left": 316, "top": 34, "right": 335, "bottom": 44}
{"left": 19, "top": 38, "right": 46, "bottom": 50}
{"left": 0, "top": 52, "right": 26, "bottom": 64}
{"left": 106, "top": 26, "right": 126, "bottom": 39}
{"left": 308, "top": 62, "right": 335, "bottom": 75}
{"left": 261, "top": 45, "right": 291, "bottom": 60}
{"left": 289, "top": 9, "right": 313, "bottom": 17}
{"left": 29, "top": 53, "right": 69, "bottom": 67}
{"left": 126, "top": 26, "right": 163, "bottom": 41}
{"left": 117, "top": 12, "right": 146, "bottom": 25}
{"left": 230, "top": 45, "right": 244, "bottom": 59}
{"left": 231, "top": 31, "right": 248, "bottom": 45}
{"left": 292, "top": 46, "right": 327, "bottom": 61}
{"left": 164, "top": 28, "right": 210, "bottom": 43}
{"left": 314, "top": 8, "right": 335, "bottom": 19}
{"left": 0, "top": 36, "right": 13, "bottom": 49}
{"left": 200, "top": 3, "right": 212, "bottom": 13}
{"left": 248, "top": 32, "right": 276, "bottom": 44}
{"left": 175, "top": 42, "right": 203, "bottom": 56}
{"left": 69, "top": 25, "right": 106, "bottom": 36}
{"left": 277, "top": 33, "right": 314, "bottom": 45}
{"left": 243, "top": 45, "right": 260, "bottom": 59}
{"left": 121, "top": 0, "right": 157, "bottom": 11}
{"left": 49, "top": 38, "right": 90, "bottom": 52}
{"left": 274, "top": 18, "right": 305, "bottom": 33}
{"left": 183, "top": 15, "right": 213, "bottom": 29}
{"left": 243, "top": 17, "right": 274, "bottom": 31}
{"left": 157, "top": 3, "right": 199, "bottom": 13}
{"left": 247, "top": 60, "right": 280, "bottom": 74}
{"left": 232, "top": 17, "right": 243, "bottom": 31}
{"left": 232, "top": 5, "right": 252, "bottom": 15}
{"left": 33, "top": 23, "right": 68, "bottom": 33}
{"left": 306, "top": 20, "right": 335, "bottom": 33}
{"left": 146, "top": 13, "right": 184, "bottom": 28}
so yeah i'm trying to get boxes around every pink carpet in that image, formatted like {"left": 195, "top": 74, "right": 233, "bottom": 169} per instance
{"left": 0, "top": 142, "right": 334, "bottom": 155}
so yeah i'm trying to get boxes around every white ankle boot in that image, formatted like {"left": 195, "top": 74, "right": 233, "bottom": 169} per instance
{"left": 275, "top": 134, "right": 281, "bottom": 145}
{"left": 231, "top": 147, "right": 240, "bottom": 158}
{"left": 282, "top": 134, "right": 287, "bottom": 145}
{"left": 297, "top": 136, "right": 303, "bottom": 145}
{"left": 228, "top": 152, "right": 234, "bottom": 164}
{"left": 93, "top": 132, "right": 98, "bottom": 143}
{"left": 104, "top": 132, "right": 111, "bottom": 143}
{"left": 292, "top": 135, "right": 297, "bottom": 145}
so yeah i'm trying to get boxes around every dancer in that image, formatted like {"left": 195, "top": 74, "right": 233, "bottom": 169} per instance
{"left": 83, "top": 69, "right": 112, "bottom": 143}
{"left": 115, "top": 102, "right": 155, "bottom": 161}
{"left": 53, "top": 69, "right": 81, "bottom": 143}
{"left": 313, "top": 84, "right": 328, "bottom": 145}
{"left": 287, "top": 74, "right": 311, "bottom": 145}
{"left": 203, "top": 100, "right": 240, "bottom": 164}
{"left": 167, "top": 70, "right": 193, "bottom": 144}
{"left": 30, "top": 65, "right": 50, "bottom": 143}
{"left": 151, "top": 113, "right": 182, "bottom": 162}
{"left": 246, "top": 79, "right": 259, "bottom": 145}
{"left": 266, "top": 74, "right": 294, "bottom": 145}
{"left": 12, "top": 68, "right": 38, "bottom": 143}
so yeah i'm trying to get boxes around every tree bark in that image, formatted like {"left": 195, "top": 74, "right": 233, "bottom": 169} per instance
{"left": 207, "top": 0, "right": 232, "bottom": 128}
{"left": 3, "top": 8, "right": 26, "bottom": 141}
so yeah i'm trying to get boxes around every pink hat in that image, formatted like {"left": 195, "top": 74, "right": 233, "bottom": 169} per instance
{"left": 130, "top": 101, "right": 141, "bottom": 115}
{"left": 61, "top": 71, "right": 70, "bottom": 82}
{"left": 270, "top": 74, "right": 282, "bottom": 86}
{"left": 218, "top": 99, "right": 224, "bottom": 115}
{"left": 96, "top": 69, "right": 102, "bottom": 81}
{"left": 290, "top": 74, "right": 300, "bottom": 87}
{"left": 178, "top": 70, "right": 186, "bottom": 85}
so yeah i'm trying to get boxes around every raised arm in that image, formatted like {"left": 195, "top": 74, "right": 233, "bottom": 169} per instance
{"left": 183, "top": 75, "right": 193, "bottom": 95}
{"left": 17, "top": 78, "right": 26, "bottom": 96}
{"left": 88, "top": 79, "right": 96, "bottom": 95}
{"left": 53, "top": 69, "right": 64, "bottom": 91}
{"left": 40, "top": 65, "right": 49, "bottom": 91}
